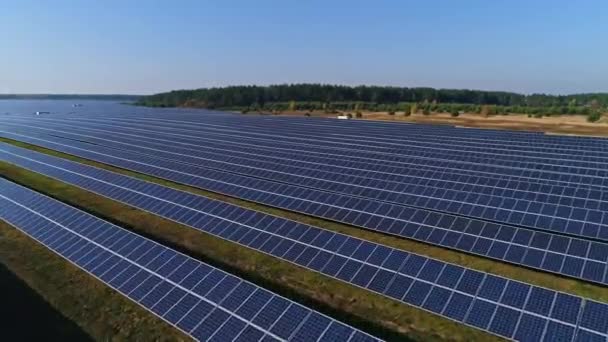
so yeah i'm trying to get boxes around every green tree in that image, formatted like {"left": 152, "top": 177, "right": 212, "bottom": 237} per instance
{"left": 137, "top": 84, "right": 608, "bottom": 112}
{"left": 588, "top": 111, "right": 602, "bottom": 122}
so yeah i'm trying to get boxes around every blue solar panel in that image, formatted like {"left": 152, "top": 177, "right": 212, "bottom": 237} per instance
{"left": 3, "top": 119, "right": 608, "bottom": 238}
{"left": 2, "top": 140, "right": 608, "bottom": 287}
{"left": 1, "top": 145, "right": 607, "bottom": 341}
{"left": 3, "top": 116, "right": 608, "bottom": 196}
{"left": 0, "top": 179, "right": 377, "bottom": 342}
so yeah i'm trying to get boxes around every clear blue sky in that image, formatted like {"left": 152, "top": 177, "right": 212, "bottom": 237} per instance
{"left": 2, "top": 0, "right": 607, "bottom": 95}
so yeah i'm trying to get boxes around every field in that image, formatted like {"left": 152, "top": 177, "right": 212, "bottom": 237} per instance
{"left": 1, "top": 108, "right": 608, "bottom": 342}
{"left": 364, "top": 112, "right": 608, "bottom": 136}
{"left": 0, "top": 140, "right": 494, "bottom": 341}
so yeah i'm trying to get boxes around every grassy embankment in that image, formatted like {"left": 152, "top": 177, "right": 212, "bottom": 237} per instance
{"left": 0, "top": 261, "right": 92, "bottom": 340}
{"left": 2, "top": 136, "right": 608, "bottom": 340}
{"left": 0, "top": 220, "right": 188, "bottom": 341}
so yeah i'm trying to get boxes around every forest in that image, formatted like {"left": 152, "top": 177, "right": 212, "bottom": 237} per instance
{"left": 137, "top": 84, "right": 608, "bottom": 110}
{"left": 139, "top": 84, "right": 608, "bottom": 108}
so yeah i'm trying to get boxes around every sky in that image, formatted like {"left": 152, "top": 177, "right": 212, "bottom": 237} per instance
{"left": 1, "top": 0, "right": 607, "bottom": 95}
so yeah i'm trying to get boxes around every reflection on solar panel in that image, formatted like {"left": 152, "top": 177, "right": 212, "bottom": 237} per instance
{"left": 2, "top": 139, "right": 608, "bottom": 286}
{"left": 0, "top": 179, "right": 378, "bottom": 342}
{"left": 2, "top": 144, "right": 608, "bottom": 341}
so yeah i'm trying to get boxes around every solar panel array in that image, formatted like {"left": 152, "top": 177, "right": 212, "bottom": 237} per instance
{"left": 30, "top": 126, "right": 607, "bottom": 199}
{"left": 2, "top": 135, "right": 608, "bottom": 286}
{"left": 13, "top": 115, "right": 608, "bottom": 180}
{"left": 7, "top": 117, "right": 608, "bottom": 184}
{"left": 2, "top": 144, "right": 608, "bottom": 341}
{"left": 14, "top": 121, "right": 608, "bottom": 238}
{"left": 0, "top": 178, "right": 378, "bottom": 342}
{"left": 3, "top": 118, "right": 608, "bottom": 241}
{"left": 3, "top": 111, "right": 608, "bottom": 341}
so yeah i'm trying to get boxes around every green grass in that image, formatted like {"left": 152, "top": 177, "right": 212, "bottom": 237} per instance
{"left": 0, "top": 221, "right": 189, "bottom": 341}
{"left": 0, "top": 147, "right": 501, "bottom": 341}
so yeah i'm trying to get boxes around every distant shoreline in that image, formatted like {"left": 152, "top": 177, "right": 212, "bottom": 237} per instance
{"left": 0, "top": 94, "right": 141, "bottom": 101}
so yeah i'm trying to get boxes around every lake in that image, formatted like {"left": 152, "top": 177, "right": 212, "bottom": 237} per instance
{"left": 0, "top": 99, "right": 219, "bottom": 117}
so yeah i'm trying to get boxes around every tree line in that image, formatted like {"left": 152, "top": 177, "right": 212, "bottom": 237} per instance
{"left": 237, "top": 101, "right": 598, "bottom": 117}
{"left": 137, "top": 84, "right": 608, "bottom": 110}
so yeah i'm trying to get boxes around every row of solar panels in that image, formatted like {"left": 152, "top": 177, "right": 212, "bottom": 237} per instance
{"left": 7, "top": 117, "right": 605, "bottom": 203}
{"left": 12, "top": 121, "right": 608, "bottom": 230}
{"left": 44, "top": 118, "right": 603, "bottom": 195}
{"left": 6, "top": 118, "right": 606, "bottom": 192}
{"left": 50, "top": 119, "right": 605, "bottom": 182}
{"left": 46, "top": 109, "right": 608, "bottom": 155}
{"left": 1, "top": 122, "right": 606, "bottom": 252}
{"left": 5, "top": 116, "right": 608, "bottom": 184}
{"left": 1, "top": 139, "right": 608, "bottom": 287}
{"left": 6, "top": 119, "right": 608, "bottom": 200}
{"left": 106, "top": 116, "right": 608, "bottom": 165}
{"left": 53, "top": 114, "right": 608, "bottom": 164}
{"left": 5, "top": 113, "right": 604, "bottom": 336}
{"left": 0, "top": 179, "right": 377, "bottom": 342}
{"left": 45, "top": 112, "right": 608, "bottom": 151}
{"left": 1, "top": 143, "right": 608, "bottom": 341}
{"left": 7, "top": 119, "right": 607, "bottom": 207}
{"left": 13, "top": 116, "right": 608, "bottom": 175}
{"left": 3, "top": 124, "right": 608, "bottom": 254}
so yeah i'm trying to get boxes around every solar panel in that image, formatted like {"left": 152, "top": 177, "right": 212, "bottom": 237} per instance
{"left": 27, "top": 112, "right": 598, "bottom": 149}
{"left": 5, "top": 119, "right": 598, "bottom": 190}
{"left": 28, "top": 122, "right": 606, "bottom": 218}
{"left": 2, "top": 141, "right": 608, "bottom": 286}
{"left": 4, "top": 118, "right": 601, "bottom": 191}
{"left": 4, "top": 116, "right": 608, "bottom": 191}
{"left": 3, "top": 121, "right": 608, "bottom": 240}
{"left": 24, "top": 115, "right": 608, "bottom": 179}
{"left": 14, "top": 109, "right": 608, "bottom": 151}
{"left": 0, "top": 178, "right": 378, "bottom": 342}
{"left": 2, "top": 145, "right": 607, "bottom": 341}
